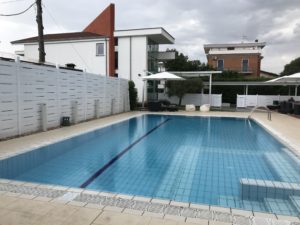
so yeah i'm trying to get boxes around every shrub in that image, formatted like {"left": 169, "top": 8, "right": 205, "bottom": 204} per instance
{"left": 128, "top": 80, "right": 138, "bottom": 110}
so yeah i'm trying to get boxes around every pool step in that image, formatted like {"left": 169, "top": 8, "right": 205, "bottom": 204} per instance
{"left": 263, "top": 197, "right": 299, "bottom": 216}
{"left": 240, "top": 178, "right": 300, "bottom": 201}
{"left": 289, "top": 195, "right": 300, "bottom": 212}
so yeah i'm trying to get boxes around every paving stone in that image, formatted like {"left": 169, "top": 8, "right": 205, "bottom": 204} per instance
{"left": 164, "top": 214, "right": 186, "bottom": 222}
{"left": 211, "top": 206, "right": 231, "bottom": 213}
{"left": 133, "top": 196, "right": 152, "bottom": 202}
{"left": 276, "top": 215, "right": 300, "bottom": 222}
{"left": 148, "top": 203, "right": 166, "bottom": 214}
{"left": 231, "top": 208, "right": 253, "bottom": 217}
{"left": 103, "top": 205, "right": 124, "bottom": 212}
{"left": 123, "top": 208, "right": 144, "bottom": 216}
{"left": 190, "top": 203, "right": 210, "bottom": 210}
{"left": 130, "top": 201, "right": 149, "bottom": 211}
{"left": 209, "top": 221, "right": 233, "bottom": 225}
{"left": 164, "top": 205, "right": 181, "bottom": 216}
{"left": 170, "top": 200, "right": 189, "bottom": 207}
{"left": 115, "top": 198, "right": 134, "bottom": 208}
{"left": 253, "top": 212, "right": 277, "bottom": 219}
{"left": 252, "top": 217, "right": 273, "bottom": 225}
{"left": 214, "top": 211, "right": 233, "bottom": 223}
{"left": 233, "top": 215, "right": 251, "bottom": 225}
{"left": 186, "top": 217, "right": 209, "bottom": 224}
{"left": 181, "top": 207, "right": 198, "bottom": 218}
{"left": 151, "top": 198, "right": 171, "bottom": 205}
{"left": 143, "top": 211, "right": 164, "bottom": 218}
{"left": 84, "top": 203, "right": 105, "bottom": 210}
{"left": 67, "top": 201, "right": 87, "bottom": 207}
{"left": 195, "top": 209, "right": 213, "bottom": 220}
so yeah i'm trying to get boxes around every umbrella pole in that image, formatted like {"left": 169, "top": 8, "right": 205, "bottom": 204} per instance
{"left": 142, "top": 80, "right": 146, "bottom": 108}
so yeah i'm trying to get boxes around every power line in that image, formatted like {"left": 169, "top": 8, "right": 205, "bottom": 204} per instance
{"left": 0, "top": 1, "right": 35, "bottom": 16}
{"left": 42, "top": 3, "right": 92, "bottom": 71}
{"left": 0, "top": 0, "right": 28, "bottom": 4}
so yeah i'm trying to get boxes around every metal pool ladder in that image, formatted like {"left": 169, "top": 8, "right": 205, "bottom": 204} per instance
{"left": 248, "top": 106, "right": 272, "bottom": 121}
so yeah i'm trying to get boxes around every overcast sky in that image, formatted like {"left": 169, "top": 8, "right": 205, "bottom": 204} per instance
{"left": 1, "top": 0, "right": 300, "bottom": 73}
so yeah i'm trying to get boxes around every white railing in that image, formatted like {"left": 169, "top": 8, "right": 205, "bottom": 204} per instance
{"left": 0, "top": 59, "right": 130, "bottom": 139}
{"left": 236, "top": 95, "right": 300, "bottom": 108}
{"left": 158, "top": 93, "right": 222, "bottom": 107}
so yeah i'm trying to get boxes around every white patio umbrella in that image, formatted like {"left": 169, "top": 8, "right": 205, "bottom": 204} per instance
{"left": 266, "top": 72, "right": 300, "bottom": 84}
{"left": 141, "top": 72, "right": 185, "bottom": 107}
{"left": 266, "top": 72, "right": 300, "bottom": 96}
{"left": 142, "top": 71, "right": 185, "bottom": 81}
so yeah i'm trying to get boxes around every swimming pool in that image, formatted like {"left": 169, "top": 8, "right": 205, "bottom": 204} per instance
{"left": 0, "top": 115, "right": 299, "bottom": 216}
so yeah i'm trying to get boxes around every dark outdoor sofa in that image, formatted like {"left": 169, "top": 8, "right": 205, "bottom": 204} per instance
{"left": 148, "top": 100, "right": 178, "bottom": 112}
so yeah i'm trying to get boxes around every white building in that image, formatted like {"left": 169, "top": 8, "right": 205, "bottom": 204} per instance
{"left": 12, "top": 32, "right": 109, "bottom": 75}
{"left": 115, "top": 28, "right": 175, "bottom": 101}
{"left": 11, "top": 4, "right": 175, "bottom": 102}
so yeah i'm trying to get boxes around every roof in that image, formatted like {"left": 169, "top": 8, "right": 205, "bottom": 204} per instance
{"left": 202, "top": 81, "right": 297, "bottom": 86}
{"left": 11, "top": 32, "right": 107, "bottom": 44}
{"left": 260, "top": 70, "right": 279, "bottom": 77}
{"left": 203, "top": 42, "right": 266, "bottom": 54}
{"left": 114, "top": 27, "right": 174, "bottom": 44}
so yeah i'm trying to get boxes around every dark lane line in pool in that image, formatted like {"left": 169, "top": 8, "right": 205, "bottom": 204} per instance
{"left": 80, "top": 118, "right": 171, "bottom": 188}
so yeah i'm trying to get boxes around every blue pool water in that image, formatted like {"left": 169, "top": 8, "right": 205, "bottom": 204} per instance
{"left": 1, "top": 115, "right": 300, "bottom": 216}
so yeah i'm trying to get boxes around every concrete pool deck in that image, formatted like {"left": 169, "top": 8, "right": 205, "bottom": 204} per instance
{"left": 0, "top": 111, "right": 299, "bottom": 225}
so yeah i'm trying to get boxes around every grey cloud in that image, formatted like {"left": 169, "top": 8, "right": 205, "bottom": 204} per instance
{"left": 0, "top": 0, "right": 299, "bottom": 73}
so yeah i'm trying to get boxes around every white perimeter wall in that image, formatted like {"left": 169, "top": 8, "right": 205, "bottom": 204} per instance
{"left": 23, "top": 39, "right": 108, "bottom": 75}
{"left": 0, "top": 59, "right": 130, "bottom": 140}
{"left": 236, "top": 95, "right": 300, "bottom": 108}
{"left": 118, "top": 36, "right": 147, "bottom": 102}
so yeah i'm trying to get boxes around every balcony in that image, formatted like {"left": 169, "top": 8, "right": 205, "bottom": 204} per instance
{"left": 216, "top": 67, "right": 253, "bottom": 75}
{"left": 148, "top": 51, "right": 175, "bottom": 61}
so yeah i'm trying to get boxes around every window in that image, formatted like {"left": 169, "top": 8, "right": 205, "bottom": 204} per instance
{"left": 227, "top": 47, "right": 235, "bottom": 50}
{"left": 217, "top": 59, "right": 224, "bottom": 71}
{"left": 96, "top": 43, "right": 104, "bottom": 56}
{"left": 242, "top": 59, "right": 249, "bottom": 72}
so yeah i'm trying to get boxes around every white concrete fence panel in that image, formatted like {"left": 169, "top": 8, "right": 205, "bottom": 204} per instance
{"left": 0, "top": 59, "right": 130, "bottom": 139}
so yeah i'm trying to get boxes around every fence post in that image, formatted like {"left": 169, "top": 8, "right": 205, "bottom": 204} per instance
{"left": 83, "top": 70, "right": 87, "bottom": 121}
{"left": 55, "top": 64, "right": 61, "bottom": 126}
{"left": 95, "top": 99, "right": 100, "bottom": 118}
{"left": 111, "top": 98, "right": 115, "bottom": 115}
{"left": 15, "top": 57, "right": 22, "bottom": 136}
{"left": 72, "top": 101, "right": 78, "bottom": 124}
{"left": 256, "top": 94, "right": 259, "bottom": 106}
{"left": 41, "top": 103, "right": 47, "bottom": 131}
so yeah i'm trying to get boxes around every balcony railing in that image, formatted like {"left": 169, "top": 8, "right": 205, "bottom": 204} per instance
{"left": 216, "top": 67, "right": 253, "bottom": 74}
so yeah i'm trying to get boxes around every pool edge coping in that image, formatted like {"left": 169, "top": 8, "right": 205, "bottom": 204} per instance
{"left": 0, "top": 178, "right": 299, "bottom": 224}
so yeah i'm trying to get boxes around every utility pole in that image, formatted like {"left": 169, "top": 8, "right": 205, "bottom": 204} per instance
{"left": 36, "top": 0, "right": 45, "bottom": 63}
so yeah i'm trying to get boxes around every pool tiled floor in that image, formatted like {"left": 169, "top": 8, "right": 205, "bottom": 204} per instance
{"left": 0, "top": 111, "right": 300, "bottom": 224}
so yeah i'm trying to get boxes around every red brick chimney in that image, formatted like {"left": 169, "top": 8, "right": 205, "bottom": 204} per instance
{"left": 83, "top": 4, "right": 115, "bottom": 76}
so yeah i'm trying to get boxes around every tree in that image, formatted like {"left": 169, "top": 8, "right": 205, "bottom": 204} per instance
{"left": 164, "top": 49, "right": 211, "bottom": 71}
{"left": 281, "top": 57, "right": 300, "bottom": 76}
{"left": 128, "top": 81, "right": 137, "bottom": 110}
{"left": 166, "top": 78, "right": 203, "bottom": 106}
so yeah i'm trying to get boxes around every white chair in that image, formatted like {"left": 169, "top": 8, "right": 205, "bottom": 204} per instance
{"left": 200, "top": 104, "right": 210, "bottom": 112}
{"left": 185, "top": 104, "right": 196, "bottom": 112}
